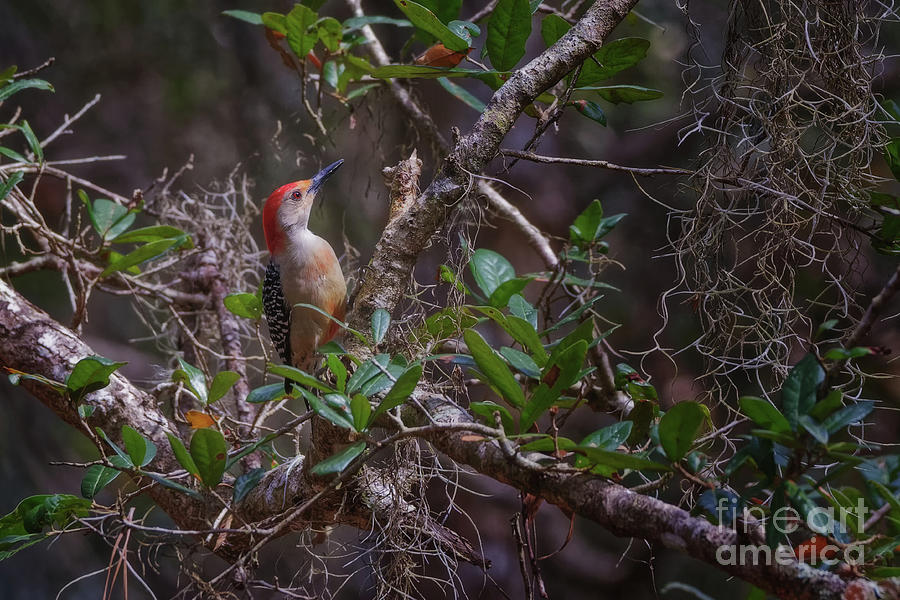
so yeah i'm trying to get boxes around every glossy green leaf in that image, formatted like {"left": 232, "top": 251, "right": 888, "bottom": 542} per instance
{"left": 268, "top": 364, "right": 332, "bottom": 393}
{"left": 343, "top": 15, "right": 412, "bottom": 31}
{"left": 586, "top": 85, "right": 664, "bottom": 104}
{"left": 80, "top": 455, "right": 130, "bottom": 499}
{"left": 172, "top": 358, "right": 208, "bottom": 404}
{"left": 575, "top": 447, "right": 670, "bottom": 472}
{"left": 371, "top": 308, "right": 391, "bottom": 345}
{"left": 464, "top": 329, "right": 525, "bottom": 407}
{"left": 540, "top": 14, "right": 570, "bottom": 48}
{"left": 190, "top": 428, "right": 228, "bottom": 488}
{"left": 370, "top": 365, "right": 423, "bottom": 424}
{"left": 470, "top": 248, "right": 515, "bottom": 297}
{"left": 0, "top": 78, "right": 54, "bottom": 102}
{"left": 658, "top": 401, "right": 706, "bottom": 462}
{"left": 121, "top": 425, "right": 156, "bottom": 467}
{"left": 350, "top": 394, "right": 372, "bottom": 431}
{"left": 574, "top": 422, "right": 632, "bottom": 468}
{"left": 222, "top": 292, "right": 262, "bottom": 319}
{"left": 66, "top": 356, "right": 127, "bottom": 402}
{"left": 487, "top": 0, "right": 532, "bottom": 71}
{"left": 470, "top": 400, "right": 515, "bottom": 432}
{"left": 101, "top": 237, "right": 184, "bottom": 276}
{"left": 798, "top": 415, "right": 829, "bottom": 445}
{"left": 166, "top": 433, "right": 199, "bottom": 478}
{"left": 233, "top": 468, "right": 266, "bottom": 503}
{"left": 520, "top": 340, "right": 587, "bottom": 431}
{"left": 208, "top": 371, "right": 240, "bottom": 404}
{"left": 311, "top": 441, "right": 366, "bottom": 475}
{"left": 739, "top": 396, "right": 791, "bottom": 434}
{"left": 18, "top": 120, "right": 42, "bottom": 163}
{"left": 0, "top": 146, "right": 27, "bottom": 164}
{"left": 286, "top": 4, "right": 319, "bottom": 58}
{"left": 781, "top": 353, "right": 824, "bottom": 431}
{"left": 393, "top": 0, "right": 469, "bottom": 51}
{"left": 300, "top": 388, "right": 355, "bottom": 430}
{"left": 822, "top": 401, "right": 875, "bottom": 434}
{"left": 222, "top": 10, "right": 262, "bottom": 25}
{"left": 500, "top": 346, "right": 540, "bottom": 378}
{"left": 569, "top": 200, "right": 625, "bottom": 246}
{"left": 508, "top": 294, "right": 537, "bottom": 329}
{"left": 437, "top": 77, "right": 485, "bottom": 112}
{"left": 576, "top": 38, "right": 650, "bottom": 86}
{"left": 489, "top": 277, "right": 532, "bottom": 308}
{"left": 571, "top": 99, "right": 606, "bottom": 126}
{"left": 246, "top": 382, "right": 287, "bottom": 404}
{"left": 317, "top": 17, "right": 342, "bottom": 51}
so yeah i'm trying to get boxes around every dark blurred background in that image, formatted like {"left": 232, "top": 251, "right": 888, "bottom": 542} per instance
{"left": 1, "top": 0, "right": 897, "bottom": 598}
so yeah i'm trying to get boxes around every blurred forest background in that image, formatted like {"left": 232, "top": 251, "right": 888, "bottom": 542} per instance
{"left": 1, "top": 0, "right": 898, "bottom": 598}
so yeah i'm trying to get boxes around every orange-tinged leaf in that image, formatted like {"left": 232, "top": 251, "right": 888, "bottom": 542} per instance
{"left": 415, "top": 43, "right": 471, "bottom": 68}
{"left": 186, "top": 410, "right": 216, "bottom": 429}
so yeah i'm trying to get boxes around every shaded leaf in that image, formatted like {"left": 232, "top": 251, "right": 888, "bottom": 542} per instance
{"left": 437, "top": 77, "right": 485, "bottom": 112}
{"left": 0, "top": 78, "right": 54, "bottom": 102}
{"left": 739, "top": 396, "right": 791, "bottom": 434}
{"left": 121, "top": 425, "right": 156, "bottom": 467}
{"left": 658, "top": 401, "right": 706, "bottom": 462}
{"left": 190, "top": 428, "right": 228, "bottom": 488}
{"left": 173, "top": 358, "right": 208, "bottom": 404}
{"left": 487, "top": 0, "right": 532, "bottom": 71}
{"left": 208, "top": 371, "right": 240, "bottom": 404}
{"left": 576, "top": 38, "right": 650, "bottom": 86}
{"left": 81, "top": 455, "right": 130, "bottom": 499}
{"left": 583, "top": 85, "right": 663, "bottom": 104}
{"left": 233, "top": 468, "right": 266, "bottom": 503}
{"left": 66, "top": 356, "right": 126, "bottom": 402}
{"left": 246, "top": 382, "right": 288, "bottom": 404}
{"left": 166, "top": 433, "right": 199, "bottom": 478}
{"left": 311, "top": 441, "right": 366, "bottom": 475}
{"left": 222, "top": 10, "right": 263, "bottom": 25}
{"left": 393, "top": 0, "right": 469, "bottom": 51}
{"left": 370, "top": 365, "right": 423, "bottom": 424}
{"left": 781, "top": 353, "right": 824, "bottom": 431}
{"left": 464, "top": 329, "right": 525, "bottom": 407}
{"left": 371, "top": 308, "right": 391, "bottom": 344}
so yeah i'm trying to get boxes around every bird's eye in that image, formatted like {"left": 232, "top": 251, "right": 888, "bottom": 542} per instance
{"left": 290, "top": 190, "right": 302, "bottom": 200}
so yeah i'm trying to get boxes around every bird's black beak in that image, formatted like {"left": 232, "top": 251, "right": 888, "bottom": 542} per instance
{"left": 310, "top": 159, "right": 344, "bottom": 194}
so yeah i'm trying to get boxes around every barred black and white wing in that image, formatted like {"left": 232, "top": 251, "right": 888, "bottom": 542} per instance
{"left": 263, "top": 261, "right": 292, "bottom": 367}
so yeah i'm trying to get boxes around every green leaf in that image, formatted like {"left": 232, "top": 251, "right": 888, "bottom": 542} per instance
{"left": 500, "top": 346, "right": 540, "bottom": 378}
{"left": 574, "top": 421, "right": 632, "bottom": 469}
{"left": 81, "top": 455, "right": 130, "bottom": 499}
{"left": 437, "top": 77, "right": 485, "bottom": 112}
{"left": 574, "top": 447, "right": 670, "bottom": 472}
{"left": 79, "top": 195, "right": 134, "bottom": 242}
{"left": 486, "top": 0, "right": 532, "bottom": 71}
{"left": 350, "top": 394, "right": 372, "bottom": 431}
{"left": 448, "top": 19, "right": 479, "bottom": 43}
{"left": 346, "top": 354, "right": 390, "bottom": 395}
{"left": 571, "top": 99, "right": 606, "bottom": 126}
{"left": 489, "top": 277, "right": 532, "bottom": 308}
{"left": 885, "top": 137, "right": 900, "bottom": 181}
{"left": 246, "top": 382, "right": 287, "bottom": 404}
{"left": 0, "top": 172, "right": 22, "bottom": 205}
{"left": 222, "top": 292, "right": 263, "bottom": 319}
{"left": 93, "top": 427, "right": 134, "bottom": 466}
{"left": 0, "top": 78, "right": 54, "bottom": 102}
{"left": 822, "top": 401, "right": 875, "bottom": 434}
{"left": 77, "top": 404, "right": 95, "bottom": 419}
{"left": 190, "top": 428, "right": 227, "bottom": 488}
{"left": 823, "top": 346, "right": 873, "bottom": 361}
{"left": 540, "top": 14, "right": 570, "bottom": 48}
{"left": 232, "top": 468, "right": 266, "bottom": 504}
{"left": 300, "top": 388, "right": 355, "bottom": 430}
{"left": 585, "top": 85, "right": 664, "bottom": 104}
{"left": 261, "top": 12, "right": 287, "bottom": 34}
{"left": 311, "top": 441, "right": 367, "bottom": 476}
{"left": 316, "top": 17, "right": 342, "bottom": 51}
{"left": 66, "top": 356, "right": 127, "bottom": 402}
{"left": 470, "top": 248, "right": 516, "bottom": 297}
{"left": 508, "top": 294, "right": 537, "bottom": 329}
{"left": 658, "top": 401, "right": 706, "bottom": 462}
{"left": 286, "top": 4, "right": 319, "bottom": 58}
{"left": 0, "top": 66, "right": 17, "bottom": 84}
{"left": 208, "top": 371, "right": 240, "bottom": 404}
{"left": 809, "top": 389, "right": 843, "bottom": 421}
{"left": 576, "top": 38, "right": 650, "bottom": 86}
{"left": 470, "top": 400, "right": 515, "bottom": 432}
{"left": 739, "top": 396, "right": 791, "bottom": 433}
{"left": 327, "top": 354, "right": 347, "bottom": 392}
{"left": 343, "top": 15, "right": 412, "bottom": 31}
{"left": 781, "top": 353, "right": 824, "bottom": 431}
{"left": 798, "top": 415, "right": 829, "bottom": 445}
{"left": 0, "top": 146, "right": 27, "bottom": 164}
{"left": 166, "top": 433, "right": 199, "bottom": 478}
{"left": 18, "top": 120, "right": 42, "bottom": 163}
{"left": 464, "top": 329, "right": 525, "bottom": 407}
{"left": 101, "top": 237, "right": 183, "bottom": 276}
{"left": 520, "top": 340, "right": 588, "bottom": 431}
{"left": 112, "top": 225, "right": 188, "bottom": 244}
{"left": 143, "top": 472, "right": 202, "bottom": 499}
{"left": 302, "top": 0, "right": 327, "bottom": 10}
{"left": 222, "top": 10, "right": 263, "bottom": 25}
{"left": 371, "top": 308, "right": 391, "bottom": 344}
{"left": 370, "top": 365, "right": 423, "bottom": 424}
{"left": 121, "top": 425, "right": 156, "bottom": 467}
{"left": 393, "top": 0, "right": 469, "bottom": 51}
{"left": 373, "top": 65, "right": 496, "bottom": 79}
{"left": 172, "top": 358, "right": 208, "bottom": 404}
{"left": 569, "top": 200, "right": 625, "bottom": 246}
{"left": 0, "top": 494, "right": 91, "bottom": 559}
{"left": 418, "top": 0, "right": 462, "bottom": 24}
{"left": 268, "top": 364, "right": 333, "bottom": 392}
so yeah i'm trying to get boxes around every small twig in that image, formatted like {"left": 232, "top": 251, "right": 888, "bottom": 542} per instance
{"left": 40, "top": 94, "right": 102, "bottom": 148}
{"left": 12, "top": 57, "right": 55, "bottom": 79}
{"left": 500, "top": 149, "right": 693, "bottom": 177}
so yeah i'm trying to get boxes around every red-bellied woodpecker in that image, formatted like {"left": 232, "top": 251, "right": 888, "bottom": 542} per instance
{"left": 262, "top": 160, "right": 346, "bottom": 383}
